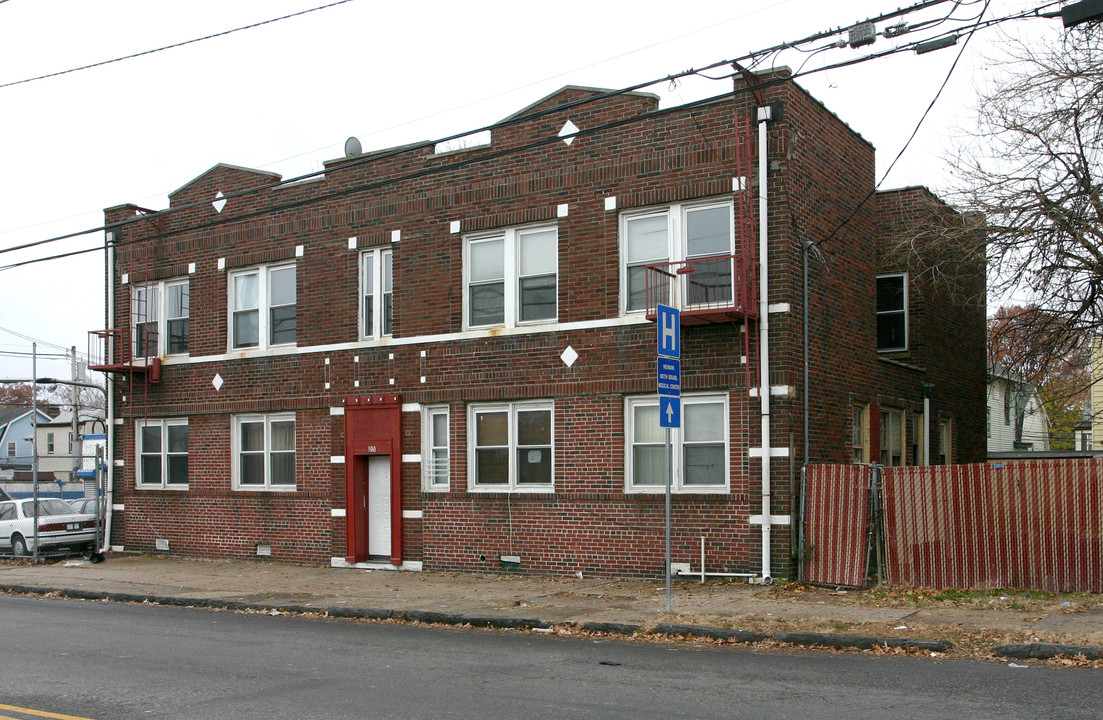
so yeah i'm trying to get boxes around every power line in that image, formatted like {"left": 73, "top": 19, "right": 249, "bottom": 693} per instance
{"left": 2, "top": 0, "right": 1046, "bottom": 271}
{"left": 810, "top": 0, "right": 1041, "bottom": 251}
{"left": 0, "top": 0, "right": 358, "bottom": 90}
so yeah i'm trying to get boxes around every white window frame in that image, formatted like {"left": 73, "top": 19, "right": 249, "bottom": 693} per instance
{"left": 625, "top": 393, "right": 730, "bottom": 493}
{"left": 939, "top": 418, "right": 952, "bottom": 465}
{"left": 136, "top": 418, "right": 189, "bottom": 489}
{"left": 6, "top": 442, "right": 14, "bottom": 457}
{"left": 228, "top": 263, "right": 296, "bottom": 350}
{"left": 463, "top": 224, "right": 558, "bottom": 330}
{"left": 620, "top": 199, "right": 735, "bottom": 314}
{"left": 46, "top": 432, "right": 54, "bottom": 454}
{"left": 132, "top": 278, "right": 190, "bottom": 358}
{"left": 876, "top": 272, "right": 908, "bottom": 353}
{"left": 360, "top": 247, "right": 394, "bottom": 340}
{"left": 232, "top": 413, "right": 296, "bottom": 491}
{"left": 467, "top": 401, "right": 554, "bottom": 492}
{"left": 422, "top": 406, "right": 450, "bottom": 491}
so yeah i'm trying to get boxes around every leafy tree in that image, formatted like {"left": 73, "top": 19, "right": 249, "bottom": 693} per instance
{"left": 988, "top": 305, "right": 1089, "bottom": 450}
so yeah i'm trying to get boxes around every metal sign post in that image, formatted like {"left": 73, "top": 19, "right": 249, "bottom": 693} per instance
{"left": 656, "top": 304, "right": 681, "bottom": 613}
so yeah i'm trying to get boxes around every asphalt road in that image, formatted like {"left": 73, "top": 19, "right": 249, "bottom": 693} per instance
{"left": 1, "top": 595, "right": 1100, "bottom": 720}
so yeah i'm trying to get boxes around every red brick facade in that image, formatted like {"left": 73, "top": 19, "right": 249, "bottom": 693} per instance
{"left": 95, "top": 73, "right": 985, "bottom": 578}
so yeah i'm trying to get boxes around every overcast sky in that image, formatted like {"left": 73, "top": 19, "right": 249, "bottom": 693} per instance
{"left": 0, "top": 0, "right": 1061, "bottom": 380}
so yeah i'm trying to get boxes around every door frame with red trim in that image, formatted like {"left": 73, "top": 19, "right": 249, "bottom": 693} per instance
{"left": 343, "top": 395, "right": 402, "bottom": 565}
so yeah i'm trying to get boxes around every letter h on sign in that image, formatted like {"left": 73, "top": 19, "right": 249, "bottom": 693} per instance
{"left": 657, "top": 304, "right": 680, "bottom": 358}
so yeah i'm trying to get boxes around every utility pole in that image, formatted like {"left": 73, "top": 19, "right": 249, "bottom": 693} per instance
{"left": 71, "top": 346, "right": 79, "bottom": 484}
{"left": 31, "top": 344, "right": 40, "bottom": 564}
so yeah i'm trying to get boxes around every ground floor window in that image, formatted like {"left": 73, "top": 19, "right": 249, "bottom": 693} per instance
{"left": 939, "top": 418, "right": 953, "bottom": 465}
{"left": 468, "top": 401, "right": 553, "bottom": 491}
{"left": 423, "top": 406, "right": 449, "bottom": 491}
{"left": 850, "top": 404, "right": 869, "bottom": 463}
{"left": 233, "top": 413, "right": 295, "bottom": 490}
{"left": 880, "top": 407, "right": 905, "bottom": 467}
{"left": 626, "top": 393, "right": 728, "bottom": 492}
{"left": 136, "top": 418, "right": 188, "bottom": 488}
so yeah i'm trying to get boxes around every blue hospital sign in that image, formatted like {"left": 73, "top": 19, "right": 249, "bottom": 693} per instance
{"left": 657, "top": 304, "right": 680, "bottom": 358}
{"left": 657, "top": 357, "right": 680, "bottom": 397}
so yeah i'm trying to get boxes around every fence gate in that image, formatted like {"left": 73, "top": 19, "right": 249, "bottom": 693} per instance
{"left": 803, "top": 459, "right": 1103, "bottom": 592}
{"left": 801, "top": 464, "right": 878, "bottom": 588}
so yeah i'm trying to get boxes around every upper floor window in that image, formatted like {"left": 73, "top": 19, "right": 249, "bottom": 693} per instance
{"left": 46, "top": 432, "right": 55, "bottom": 454}
{"left": 621, "top": 201, "right": 734, "bottom": 313}
{"left": 360, "top": 247, "right": 393, "bottom": 339}
{"left": 233, "top": 413, "right": 295, "bottom": 490}
{"left": 423, "top": 406, "right": 449, "bottom": 491}
{"left": 469, "top": 401, "right": 553, "bottom": 491}
{"left": 625, "top": 394, "right": 729, "bottom": 492}
{"left": 133, "top": 279, "right": 189, "bottom": 357}
{"left": 464, "top": 225, "right": 557, "bottom": 329}
{"left": 230, "top": 264, "right": 296, "bottom": 350}
{"left": 137, "top": 418, "right": 188, "bottom": 488}
{"left": 876, "top": 273, "right": 907, "bottom": 352}
{"left": 6, "top": 442, "right": 13, "bottom": 457}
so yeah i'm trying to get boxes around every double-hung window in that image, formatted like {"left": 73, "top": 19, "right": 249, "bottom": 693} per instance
{"left": 136, "top": 419, "right": 188, "bottom": 488}
{"left": 360, "top": 248, "right": 393, "bottom": 339}
{"left": 133, "top": 279, "right": 189, "bottom": 357}
{"left": 469, "top": 402, "right": 553, "bottom": 491}
{"left": 423, "top": 406, "right": 449, "bottom": 490}
{"left": 230, "top": 264, "right": 296, "bottom": 349}
{"left": 626, "top": 394, "right": 728, "bottom": 492}
{"left": 851, "top": 404, "right": 869, "bottom": 463}
{"left": 622, "top": 201, "right": 734, "bottom": 313}
{"left": 876, "top": 273, "right": 907, "bottom": 352}
{"left": 465, "top": 225, "right": 557, "bottom": 328}
{"left": 880, "top": 407, "right": 905, "bottom": 466}
{"left": 234, "top": 414, "right": 295, "bottom": 490}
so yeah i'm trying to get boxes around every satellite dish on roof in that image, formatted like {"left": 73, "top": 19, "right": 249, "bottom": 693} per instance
{"left": 344, "top": 136, "right": 362, "bottom": 157}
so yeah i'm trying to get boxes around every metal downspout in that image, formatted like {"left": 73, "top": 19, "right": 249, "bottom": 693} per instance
{"left": 104, "top": 231, "right": 116, "bottom": 553}
{"left": 799, "top": 240, "right": 810, "bottom": 580}
{"left": 757, "top": 107, "right": 772, "bottom": 584}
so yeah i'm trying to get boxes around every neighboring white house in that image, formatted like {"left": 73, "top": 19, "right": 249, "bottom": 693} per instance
{"left": 33, "top": 409, "right": 108, "bottom": 482}
{"left": 987, "top": 363, "right": 1050, "bottom": 453}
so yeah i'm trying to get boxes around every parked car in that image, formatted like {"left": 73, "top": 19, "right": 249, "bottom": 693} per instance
{"left": 68, "top": 498, "right": 103, "bottom": 517}
{"left": 0, "top": 498, "right": 97, "bottom": 556}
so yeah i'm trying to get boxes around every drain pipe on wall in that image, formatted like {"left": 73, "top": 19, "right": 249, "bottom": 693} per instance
{"left": 756, "top": 103, "right": 776, "bottom": 585}
{"left": 104, "top": 231, "right": 116, "bottom": 553}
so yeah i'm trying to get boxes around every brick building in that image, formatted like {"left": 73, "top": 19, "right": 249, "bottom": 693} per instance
{"left": 90, "top": 71, "right": 985, "bottom": 579}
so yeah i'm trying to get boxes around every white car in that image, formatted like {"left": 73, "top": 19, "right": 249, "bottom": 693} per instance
{"left": 0, "top": 498, "right": 97, "bottom": 557}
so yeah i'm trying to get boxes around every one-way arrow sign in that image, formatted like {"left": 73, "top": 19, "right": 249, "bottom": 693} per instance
{"left": 660, "top": 396, "right": 681, "bottom": 428}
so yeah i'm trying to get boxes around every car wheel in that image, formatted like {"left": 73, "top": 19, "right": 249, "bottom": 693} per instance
{"left": 11, "top": 534, "right": 29, "bottom": 556}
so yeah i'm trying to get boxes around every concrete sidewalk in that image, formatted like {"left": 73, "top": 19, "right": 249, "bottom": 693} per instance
{"left": 2, "top": 554, "right": 1102, "bottom": 662}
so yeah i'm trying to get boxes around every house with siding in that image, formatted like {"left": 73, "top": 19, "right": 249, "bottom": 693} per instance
{"left": 0, "top": 408, "right": 54, "bottom": 472}
{"left": 89, "top": 71, "right": 986, "bottom": 580}
{"left": 986, "top": 362, "right": 1050, "bottom": 454}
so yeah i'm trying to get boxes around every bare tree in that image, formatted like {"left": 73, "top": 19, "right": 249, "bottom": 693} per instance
{"left": 954, "top": 24, "right": 1103, "bottom": 336}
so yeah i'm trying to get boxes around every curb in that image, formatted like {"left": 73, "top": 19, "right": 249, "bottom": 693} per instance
{"left": 993, "top": 642, "right": 1103, "bottom": 661}
{"left": 2, "top": 584, "right": 950, "bottom": 653}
